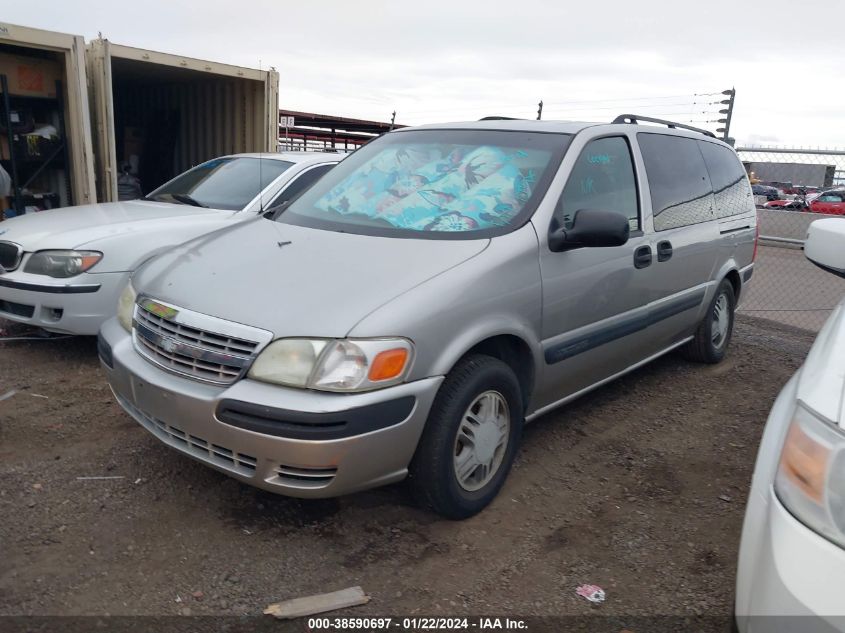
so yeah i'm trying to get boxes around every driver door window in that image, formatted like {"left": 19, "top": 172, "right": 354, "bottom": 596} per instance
{"left": 555, "top": 136, "right": 639, "bottom": 231}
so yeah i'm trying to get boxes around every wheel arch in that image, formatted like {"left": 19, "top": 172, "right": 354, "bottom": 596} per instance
{"left": 437, "top": 330, "right": 539, "bottom": 414}
{"left": 713, "top": 257, "right": 743, "bottom": 303}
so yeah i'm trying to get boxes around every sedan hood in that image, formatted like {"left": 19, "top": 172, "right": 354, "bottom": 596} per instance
{"left": 797, "top": 301, "right": 845, "bottom": 428}
{"left": 0, "top": 201, "right": 229, "bottom": 252}
{"left": 133, "top": 219, "right": 489, "bottom": 337}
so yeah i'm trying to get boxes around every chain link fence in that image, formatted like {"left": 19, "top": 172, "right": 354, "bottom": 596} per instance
{"left": 736, "top": 147, "right": 845, "bottom": 331}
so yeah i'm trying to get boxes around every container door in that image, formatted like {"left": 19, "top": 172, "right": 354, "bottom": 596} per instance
{"left": 86, "top": 38, "right": 118, "bottom": 203}
{"left": 63, "top": 34, "right": 96, "bottom": 205}
{"left": 264, "top": 69, "right": 279, "bottom": 153}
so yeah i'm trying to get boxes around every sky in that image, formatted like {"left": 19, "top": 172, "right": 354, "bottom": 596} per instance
{"left": 4, "top": 0, "right": 843, "bottom": 148}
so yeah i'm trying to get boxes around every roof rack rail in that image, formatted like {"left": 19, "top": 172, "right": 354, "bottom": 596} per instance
{"left": 479, "top": 116, "right": 522, "bottom": 121}
{"left": 612, "top": 114, "right": 717, "bottom": 139}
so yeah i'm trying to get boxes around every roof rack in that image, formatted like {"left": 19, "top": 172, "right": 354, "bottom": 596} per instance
{"left": 479, "top": 116, "right": 522, "bottom": 121}
{"left": 612, "top": 114, "right": 717, "bottom": 138}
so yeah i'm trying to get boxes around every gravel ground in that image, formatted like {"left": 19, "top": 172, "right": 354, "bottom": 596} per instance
{"left": 0, "top": 315, "right": 815, "bottom": 620}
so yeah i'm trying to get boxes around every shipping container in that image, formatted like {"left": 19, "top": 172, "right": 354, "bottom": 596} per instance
{"left": 86, "top": 39, "right": 279, "bottom": 202}
{"left": 0, "top": 21, "right": 97, "bottom": 215}
{"left": 743, "top": 161, "right": 836, "bottom": 189}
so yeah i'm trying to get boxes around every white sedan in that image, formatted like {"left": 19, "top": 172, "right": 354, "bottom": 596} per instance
{"left": 0, "top": 152, "right": 338, "bottom": 335}
{"left": 736, "top": 217, "right": 845, "bottom": 632}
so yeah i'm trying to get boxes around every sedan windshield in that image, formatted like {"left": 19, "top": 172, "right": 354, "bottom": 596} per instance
{"left": 279, "top": 129, "right": 571, "bottom": 239}
{"left": 146, "top": 157, "right": 293, "bottom": 210}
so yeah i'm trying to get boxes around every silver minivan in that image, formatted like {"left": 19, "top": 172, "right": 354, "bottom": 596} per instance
{"left": 99, "top": 117, "right": 757, "bottom": 518}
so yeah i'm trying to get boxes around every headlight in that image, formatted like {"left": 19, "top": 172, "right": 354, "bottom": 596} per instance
{"left": 775, "top": 404, "right": 845, "bottom": 549}
{"left": 24, "top": 250, "right": 103, "bottom": 278}
{"left": 116, "top": 283, "right": 137, "bottom": 332}
{"left": 248, "top": 338, "right": 413, "bottom": 392}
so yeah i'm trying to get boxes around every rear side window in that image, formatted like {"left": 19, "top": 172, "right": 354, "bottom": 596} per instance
{"left": 637, "top": 133, "right": 713, "bottom": 231}
{"left": 697, "top": 141, "right": 751, "bottom": 218}
{"left": 556, "top": 136, "right": 639, "bottom": 231}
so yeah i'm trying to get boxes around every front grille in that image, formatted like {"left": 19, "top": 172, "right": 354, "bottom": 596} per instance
{"left": 133, "top": 300, "right": 265, "bottom": 385}
{"left": 116, "top": 392, "right": 257, "bottom": 476}
{"left": 275, "top": 464, "right": 337, "bottom": 488}
{"left": 0, "top": 242, "right": 23, "bottom": 272}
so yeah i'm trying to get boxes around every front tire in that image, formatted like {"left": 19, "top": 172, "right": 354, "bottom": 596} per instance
{"left": 683, "top": 278, "right": 736, "bottom": 364}
{"left": 409, "top": 354, "right": 523, "bottom": 519}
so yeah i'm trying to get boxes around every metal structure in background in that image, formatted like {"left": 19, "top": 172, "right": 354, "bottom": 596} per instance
{"left": 717, "top": 88, "right": 735, "bottom": 143}
{"left": 277, "top": 109, "right": 403, "bottom": 153}
{"left": 732, "top": 144, "right": 845, "bottom": 331}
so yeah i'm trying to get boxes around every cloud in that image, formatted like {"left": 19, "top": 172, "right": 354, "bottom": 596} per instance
{"left": 3, "top": 0, "right": 843, "bottom": 146}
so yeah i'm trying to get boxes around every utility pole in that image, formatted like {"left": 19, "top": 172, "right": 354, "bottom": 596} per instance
{"left": 389, "top": 111, "right": 396, "bottom": 131}
{"left": 536, "top": 100, "right": 543, "bottom": 121}
{"left": 716, "top": 88, "right": 736, "bottom": 145}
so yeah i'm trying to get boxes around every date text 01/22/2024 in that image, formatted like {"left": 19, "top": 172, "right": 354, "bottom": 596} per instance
{"left": 306, "top": 618, "right": 529, "bottom": 630}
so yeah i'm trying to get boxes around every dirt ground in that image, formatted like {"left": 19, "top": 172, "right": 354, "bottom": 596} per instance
{"left": 0, "top": 315, "right": 815, "bottom": 620}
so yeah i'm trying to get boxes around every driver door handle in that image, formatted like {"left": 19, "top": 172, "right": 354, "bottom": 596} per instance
{"left": 634, "top": 245, "right": 652, "bottom": 269}
{"left": 657, "top": 240, "right": 673, "bottom": 262}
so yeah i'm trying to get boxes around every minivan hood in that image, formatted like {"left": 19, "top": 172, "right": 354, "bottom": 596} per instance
{"left": 797, "top": 301, "right": 845, "bottom": 428}
{"left": 133, "top": 219, "right": 490, "bottom": 338}
{"left": 0, "top": 201, "right": 229, "bottom": 252}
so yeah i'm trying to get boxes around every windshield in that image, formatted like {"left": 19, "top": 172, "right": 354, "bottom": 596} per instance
{"left": 146, "top": 157, "right": 293, "bottom": 210}
{"left": 279, "top": 129, "right": 571, "bottom": 239}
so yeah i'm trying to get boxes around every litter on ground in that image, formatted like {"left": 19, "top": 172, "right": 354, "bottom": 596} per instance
{"left": 575, "top": 584, "right": 606, "bottom": 604}
{"left": 264, "top": 586, "right": 370, "bottom": 619}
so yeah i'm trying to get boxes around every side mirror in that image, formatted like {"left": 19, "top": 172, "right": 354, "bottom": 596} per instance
{"left": 548, "top": 208, "right": 631, "bottom": 252}
{"left": 805, "top": 218, "right": 845, "bottom": 278}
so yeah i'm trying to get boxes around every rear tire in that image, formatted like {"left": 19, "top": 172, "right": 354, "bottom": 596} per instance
{"left": 409, "top": 354, "right": 523, "bottom": 520}
{"left": 683, "top": 278, "right": 736, "bottom": 364}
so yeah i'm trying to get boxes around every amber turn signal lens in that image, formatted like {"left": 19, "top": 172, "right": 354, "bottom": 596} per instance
{"left": 368, "top": 348, "right": 409, "bottom": 382}
{"left": 81, "top": 255, "right": 103, "bottom": 271}
{"left": 780, "top": 421, "right": 830, "bottom": 504}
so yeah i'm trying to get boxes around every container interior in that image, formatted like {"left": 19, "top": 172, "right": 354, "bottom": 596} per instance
{"left": 0, "top": 42, "right": 71, "bottom": 217}
{"left": 109, "top": 56, "right": 266, "bottom": 196}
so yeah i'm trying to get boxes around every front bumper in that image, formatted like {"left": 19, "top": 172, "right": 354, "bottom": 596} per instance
{"left": 735, "top": 373, "right": 845, "bottom": 632}
{"left": 0, "top": 270, "right": 129, "bottom": 335}
{"left": 99, "top": 318, "right": 443, "bottom": 498}
{"left": 736, "top": 491, "right": 845, "bottom": 633}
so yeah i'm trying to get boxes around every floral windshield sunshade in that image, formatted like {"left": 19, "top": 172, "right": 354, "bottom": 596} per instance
{"left": 314, "top": 144, "right": 553, "bottom": 232}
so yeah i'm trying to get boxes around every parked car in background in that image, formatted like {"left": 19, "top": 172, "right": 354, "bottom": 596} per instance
{"left": 752, "top": 184, "right": 780, "bottom": 201}
{"left": 764, "top": 199, "right": 804, "bottom": 210}
{"left": 0, "top": 153, "right": 339, "bottom": 334}
{"left": 99, "top": 117, "right": 757, "bottom": 518}
{"left": 736, "top": 218, "right": 845, "bottom": 632}
{"left": 809, "top": 190, "right": 845, "bottom": 215}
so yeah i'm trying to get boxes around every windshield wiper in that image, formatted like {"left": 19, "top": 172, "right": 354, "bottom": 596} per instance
{"left": 170, "top": 193, "right": 207, "bottom": 208}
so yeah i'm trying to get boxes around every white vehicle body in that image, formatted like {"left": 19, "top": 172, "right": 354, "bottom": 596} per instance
{"left": 0, "top": 153, "right": 339, "bottom": 334}
{"left": 736, "top": 218, "right": 845, "bottom": 632}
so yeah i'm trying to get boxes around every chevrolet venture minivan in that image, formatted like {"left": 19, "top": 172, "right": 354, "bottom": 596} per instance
{"left": 99, "top": 116, "right": 757, "bottom": 518}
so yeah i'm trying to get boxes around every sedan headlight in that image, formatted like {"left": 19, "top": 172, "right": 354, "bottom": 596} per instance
{"left": 248, "top": 338, "right": 413, "bottom": 392}
{"left": 775, "top": 404, "right": 845, "bottom": 549}
{"left": 24, "top": 250, "right": 103, "bottom": 278}
{"left": 116, "top": 282, "right": 137, "bottom": 332}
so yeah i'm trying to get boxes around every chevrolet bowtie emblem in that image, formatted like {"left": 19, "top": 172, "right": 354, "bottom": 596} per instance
{"left": 140, "top": 299, "right": 179, "bottom": 321}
